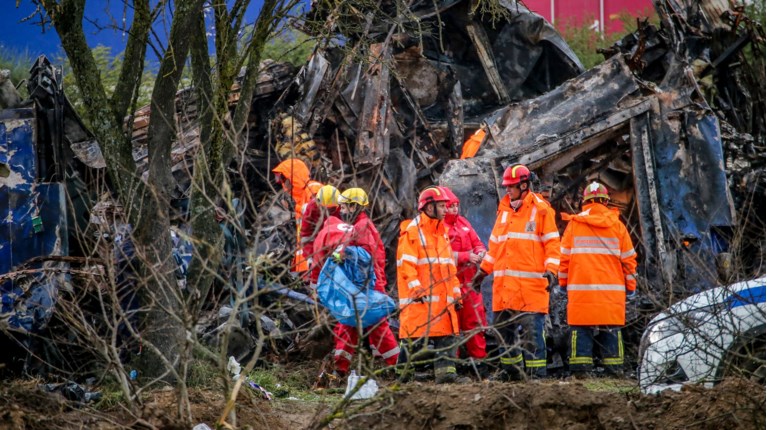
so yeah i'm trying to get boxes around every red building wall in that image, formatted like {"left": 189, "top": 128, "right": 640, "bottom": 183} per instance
{"left": 524, "top": 0, "right": 654, "bottom": 33}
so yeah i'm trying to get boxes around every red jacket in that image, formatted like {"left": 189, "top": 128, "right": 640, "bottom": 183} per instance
{"left": 444, "top": 214, "right": 486, "bottom": 289}
{"left": 310, "top": 213, "right": 387, "bottom": 293}
{"left": 300, "top": 198, "right": 339, "bottom": 263}
{"left": 347, "top": 212, "right": 388, "bottom": 292}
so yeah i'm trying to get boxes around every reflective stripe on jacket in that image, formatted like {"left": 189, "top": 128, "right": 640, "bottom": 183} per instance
{"left": 479, "top": 192, "right": 560, "bottom": 313}
{"left": 397, "top": 215, "right": 461, "bottom": 338}
{"left": 559, "top": 203, "right": 638, "bottom": 326}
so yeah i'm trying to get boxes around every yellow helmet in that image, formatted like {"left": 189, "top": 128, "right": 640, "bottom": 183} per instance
{"left": 316, "top": 185, "right": 339, "bottom": 207}
{"left": 338, "top": 188, "right": 369, "bottom": 206}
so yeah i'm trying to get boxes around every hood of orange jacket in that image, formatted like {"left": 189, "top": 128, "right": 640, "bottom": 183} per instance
{"left": 272, "top": 159, "right": 311, "bottom": 204}
{"left": 562, "top": 203, "right": 619, "bottom": 228}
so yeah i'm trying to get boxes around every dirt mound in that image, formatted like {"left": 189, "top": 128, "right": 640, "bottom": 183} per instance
{"left": 0, "top": 377, "right": 762, "bottom": 429}
{"left": 336, "top": 378, "right": 765, "bottom": 430}
{"left": 0, "top": 379, "right": 325, "bottom": 430}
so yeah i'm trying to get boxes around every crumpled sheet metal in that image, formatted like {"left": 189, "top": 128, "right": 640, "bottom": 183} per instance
{"left": 481, "top": 56, "right": 639, "bottom": 160}
{"left": 442, "top": 54, "right": 734, "bottom": 292}
{"left": 613, "top": 0, "right": 764, "bottom": 281}
{"left": 289, "top": 0, "right": 584, "bottom": 168}
{"left": 0, "top": 109, "right": 68, "bottom": 332}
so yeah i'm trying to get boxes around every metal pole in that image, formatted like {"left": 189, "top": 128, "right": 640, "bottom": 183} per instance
{"left": 599, "top": 0, "right": 605, "bottom": 32}
{"left": 550, "top": 0, "right": 555, "bottom": 23}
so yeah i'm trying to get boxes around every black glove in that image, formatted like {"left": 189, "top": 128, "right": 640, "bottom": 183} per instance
{"left": 471, "top": 270, "right": 488, "bottom": 291}
{"left": 542, "top": 270, "right": 558, "bottom": 292}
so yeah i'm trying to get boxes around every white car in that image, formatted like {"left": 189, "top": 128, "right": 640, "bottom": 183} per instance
{"left": 639, "top": 277, "right": 766, "bottom": 394}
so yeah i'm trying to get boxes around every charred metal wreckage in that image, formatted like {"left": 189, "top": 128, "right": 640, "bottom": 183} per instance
{"left": 0, "top": 0, "right": 763, "bottom": 375}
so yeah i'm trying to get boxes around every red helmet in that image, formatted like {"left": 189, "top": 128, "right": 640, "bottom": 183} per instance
{"left": 502, "top": 164, "right": 531, "bottom": 186}
{"left": 440, "top": 186, "right": 460, "bottom": 206}
{"left": 418, "top": 186, "right": 451, "bottom": 211}
{"left": 583, "top": 181, "right": 610, "bottom": 202}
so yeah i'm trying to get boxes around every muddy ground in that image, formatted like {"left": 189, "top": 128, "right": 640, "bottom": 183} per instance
{"left": 0, "top": 376, "right": 763, "bottom": 429}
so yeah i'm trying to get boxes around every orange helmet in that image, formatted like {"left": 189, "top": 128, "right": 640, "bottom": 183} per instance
{"left": 441, "top": 186, "right": 460, "bottom": 206}
{"left": 583, "top": 181, "right": 610, "bottom": 202}
{"left": 502, "top": 164, "right": 531, "bottom": 186}
{"left": 418, "top": 186, "right": 450, "bottom": 211}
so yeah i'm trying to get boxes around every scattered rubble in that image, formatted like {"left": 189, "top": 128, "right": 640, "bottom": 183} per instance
{"left": 0, "top": 0, "right": 763, "bottom": 387}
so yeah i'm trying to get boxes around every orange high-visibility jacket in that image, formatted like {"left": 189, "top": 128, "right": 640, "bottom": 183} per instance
{"left": 480, "top": 192, "right": 561, "bottom": 314}
{"left": 559, "top": 203, "right": 638, "bottom": 326}
{"left": 396, "top": 215, "right": 461, "bottom": 339}
{"left": 272, "top": 159, "right": 318, "bottom": 272}
{"left": 460, "top": 129, "right": 486, "bottom": 159}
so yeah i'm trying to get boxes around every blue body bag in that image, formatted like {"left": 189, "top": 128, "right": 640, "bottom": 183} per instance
{"left": 316, "top": 246, "right": 396, "bottom": 327}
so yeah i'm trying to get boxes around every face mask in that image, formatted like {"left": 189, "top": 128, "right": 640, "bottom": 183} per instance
{"left": 341, "top": 206, "right": 359, "bottom": 223}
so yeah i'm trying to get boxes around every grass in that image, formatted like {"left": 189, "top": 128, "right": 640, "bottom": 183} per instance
{"left": 249, "top": 364, "right": 343, "bottom": 402}
{"left": 187, "top": 359, "right": 223, "bottom": 388}
{"left": 580, "top": 377, "right": 639, "bottom": 394}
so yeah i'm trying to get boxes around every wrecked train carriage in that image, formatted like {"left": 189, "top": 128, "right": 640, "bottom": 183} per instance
{"left": 443, "top": 54, "right": 734, "bottom": 298}
{"left": 282, "top": 0, "right": 584, "bottom": 248}
{"left": 0, "top": 57, "right": 105, "bottom": 339}
{"left": 128, "top": 59, "right": 297, "bottom": 208}
{"left": 608, "top": 0, "right": 766, "bottom": 278}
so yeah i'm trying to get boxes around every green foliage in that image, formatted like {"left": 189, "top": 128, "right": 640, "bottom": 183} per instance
{"left": 744, "top": 0, "right": 766, "bottom": 29}
{"left": 262, "top": 29, "right": 315, "bottom": 66}
{"left": 558, "top": 8, "right": 659, "bottom": 70}
{"left": 249, "top": 364, "right": 338, "bottom": 401}
{"left": 0, "top": 45, "right": 34, "bottom": 98}
{"left": 60, "top": 45, "right": 156, "bottom": 124}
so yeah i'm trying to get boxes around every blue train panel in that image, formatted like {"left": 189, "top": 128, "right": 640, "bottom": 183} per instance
{"left": 0, "top": 109, "right": 68, "bottom": 332}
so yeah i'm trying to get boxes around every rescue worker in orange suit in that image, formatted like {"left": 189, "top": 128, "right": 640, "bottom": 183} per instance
{"left": 396, "top": 186, "right": 462, "bottom": 383}
{"left": 272, "top": 158, "right": 320, "bottom": 273}
{"left": 558, "top": 182, "right": 638, "bottom": 377}
{"left": 475, "top": 164, "right": 561, "bottom": 380}
{"left": 300, "top": 185, "right": 340, "bottom": 280}
{"left": 441, "top": 186, "right": 488, "bottom": 366}
{"left": 312, "top": 188, "right": 400, "bottom": 377}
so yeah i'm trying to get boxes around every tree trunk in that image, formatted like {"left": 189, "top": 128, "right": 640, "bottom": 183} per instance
{"left": 133, "top": 0, "right": 206, "bottom": 380}
{"left": 186, "top": 0, "right": 282, "bottom": 309}
{"left": 187, "top": 9, "right": 225, "bottom": 313}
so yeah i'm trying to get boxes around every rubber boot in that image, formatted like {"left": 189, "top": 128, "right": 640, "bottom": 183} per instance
{"left": 490, "top": 364, "right": 523, "bottom": 382}
{"left": 433, "top": 336, "right": 458, "bottom": 384}
{"left": 434, "top": 362, "right": 458, "bottom": 384}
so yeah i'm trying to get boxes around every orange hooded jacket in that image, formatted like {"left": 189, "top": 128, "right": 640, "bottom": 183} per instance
{"left": 559, "top": 203, "right": 638, "bottom": 326}
{"left": 480, "top": 192, "right": 560, "bottom": 314}
{"left": 396, "top": 215, "right": 461, "bottom": 339}
{"left": 272, "top": 159, "right": 317, "bottom": 272}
